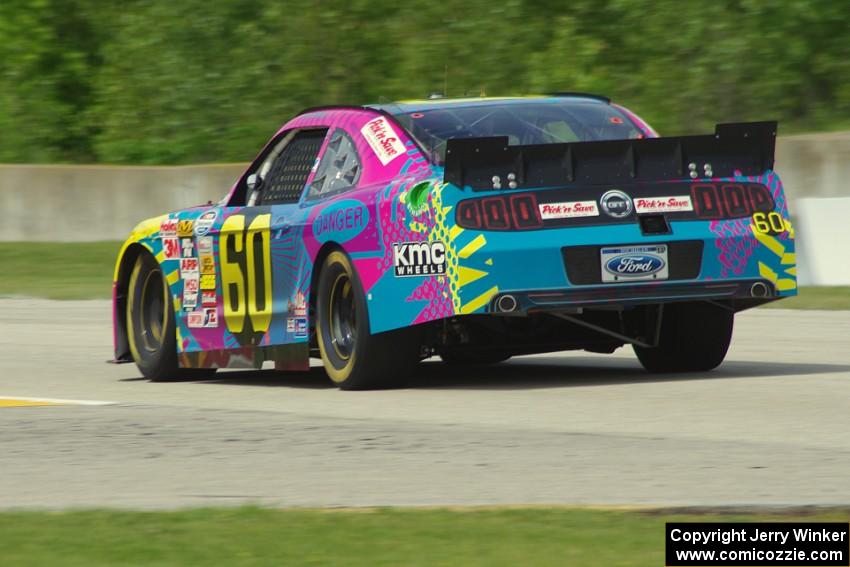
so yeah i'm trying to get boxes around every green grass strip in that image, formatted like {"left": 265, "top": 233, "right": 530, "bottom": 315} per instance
{"left": 0, "top": 507, "right": 847, "bottom": 567}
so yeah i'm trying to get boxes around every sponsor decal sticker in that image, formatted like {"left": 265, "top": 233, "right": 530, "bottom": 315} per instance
{"left": 199, "top": 255, "right": 216, "bottom": 275}
{"left": 286, "top": 318, "right": 296, "bottom": 333}
{"left": 393, "top": 241, "right": 446, "bottom": 277}
{"left": 201, "top": 290, "right": 217, "bottom": 306}
{"left": 187, "top": 311, "right": 204, "bottom": 328}
{"left": 634, "top": 195, "right": 693, "bottom": 214}
{"left": 600, "top": 189, "right": 633, "bottom": 218}
{"left": 194, "top": 210, "right": 219, "bottom": 236}
{"left": 200, "top": 274, "right": 216, "bottom": 290}
{"left": 197, "top": 236, "right": 213, "bottom": 255}
{"left": 182, "top": 289, "right": 198, "bottom": 309}
{"left": 177, "top": 219, "right": 194, "bottom": 237}
{"left": 160, "top": 219, "right": 177, "bottom": 237}
{"left": 294, "top": 317, "right": 308, "bottom": 338}
{"left": 539, "top": 200, "right": 599, "bottom": 220}
{"left": 180, "top": 258, "right": 199, "bottom": 276}
{"left": 162, "top": 237, "right": 180, "bottom": 259}
{"left": 184, "top": 275, "right": 199, "bottom": 293}
{"left": 180, "top": 238, "right": 195, "bottom": 258}
{"left": 361, "top": 116, "right": 406, "bottom": 165}
{"left": 312, "top": 200, "right": 369, "bottom": 243}
{"left": 203, "top": 307, "right": 218, "bottom": 328}
{"left": 600, "top": 244, "right": 669, "bottom": 282}
{"left": 288, "top": 291, "right": 307, "bottom": 316}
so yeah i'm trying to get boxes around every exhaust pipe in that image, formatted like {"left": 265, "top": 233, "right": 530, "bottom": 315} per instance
{"left": 495, "top": 294, "right": 518, "bottom": 313}
{"left": 750, "top": 282, "right": 770, "bottom": 298}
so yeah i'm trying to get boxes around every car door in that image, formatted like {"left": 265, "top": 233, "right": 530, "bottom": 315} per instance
{"left": 178, "top": 128, "right": 328, "bottom": 357}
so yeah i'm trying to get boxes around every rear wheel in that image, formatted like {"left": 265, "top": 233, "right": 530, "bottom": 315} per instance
{"left": 126, "top": 252, "right": 215, "bottom": 381}
{"left": 316, "top": 250, "right": 420, "bottom": 389}
{"left": 633, "top": 302, "right": 734, "bottom": 373}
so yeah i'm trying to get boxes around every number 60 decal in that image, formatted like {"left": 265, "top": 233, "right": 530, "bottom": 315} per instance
{"left": 752, "top": 212, "right": 787, "bottom": 236}
{"left": 220, "top": 214, "right": 272, "bottom": 339}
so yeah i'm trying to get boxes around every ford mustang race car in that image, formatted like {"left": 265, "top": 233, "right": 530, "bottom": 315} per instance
{"left": 112, "top": 94, "right": 797, "bottom": 389}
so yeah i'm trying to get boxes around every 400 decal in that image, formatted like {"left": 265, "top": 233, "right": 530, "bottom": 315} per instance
{"left": 220, "top": 213, "right": 273, "bottom": 345}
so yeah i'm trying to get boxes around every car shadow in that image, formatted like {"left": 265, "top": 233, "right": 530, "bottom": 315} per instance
{"left": 127, "top": 355, "right": 850, "bottom": 391}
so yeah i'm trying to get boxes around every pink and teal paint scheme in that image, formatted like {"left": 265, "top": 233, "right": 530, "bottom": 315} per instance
{"left": 112, "top": 97, "right": 796, "bottom": 370}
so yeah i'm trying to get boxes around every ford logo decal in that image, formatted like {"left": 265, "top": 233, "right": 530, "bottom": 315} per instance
{"left": 600, "top": 189, "right": 633, "bottom": 218}
{"left": 604, "top": 254, "right": 665, "bottom": 277}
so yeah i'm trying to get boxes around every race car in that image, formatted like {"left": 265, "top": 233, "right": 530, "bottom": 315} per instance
{"left": 112, "top": 94, "right": 797, "bottom": 389}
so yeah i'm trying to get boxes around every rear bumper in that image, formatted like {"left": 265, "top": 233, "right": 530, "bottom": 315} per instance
{"left": 487, "top": 278, "right": 777, "bottom": 314}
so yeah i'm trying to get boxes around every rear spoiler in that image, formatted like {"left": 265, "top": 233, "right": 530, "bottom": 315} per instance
{"left": 443, "top": 121, "right": 777, "bottom": 190}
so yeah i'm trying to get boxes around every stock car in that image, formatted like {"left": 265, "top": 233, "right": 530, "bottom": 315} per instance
{"left": 112, "top": 94, "right": 797, "bottom": 389}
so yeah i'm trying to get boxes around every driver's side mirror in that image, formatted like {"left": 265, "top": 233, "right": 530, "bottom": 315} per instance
{"left": 246, "top": 173, "right": 262, "bottom": 192}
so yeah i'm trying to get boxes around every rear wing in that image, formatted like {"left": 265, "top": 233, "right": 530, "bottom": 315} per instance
{"left": 443, "top": 121, "right": 777, "bottom": 191}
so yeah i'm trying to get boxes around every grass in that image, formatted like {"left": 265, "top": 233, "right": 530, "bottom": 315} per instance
{"left": 0, "top": 242, "right": 848, "bottom": 308}
{"left": 0, "top": 241, "right": 121, "bottom": 299}
{"left": 0, "top": 506, "right": 846, "bottom": 567}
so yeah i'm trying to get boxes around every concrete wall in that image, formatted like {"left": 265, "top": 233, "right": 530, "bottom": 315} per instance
{"left": 1, "top": 132, "right": 849, "bottom": 283}
{"left": 0, "top": 164, "right": 243, "bottom": 242}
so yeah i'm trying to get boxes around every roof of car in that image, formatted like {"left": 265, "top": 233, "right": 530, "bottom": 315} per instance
{"left": 368, "top": 94, "right": 611, "bottom": 115}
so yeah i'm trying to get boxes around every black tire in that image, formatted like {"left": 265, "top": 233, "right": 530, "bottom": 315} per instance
{"left": 633, "top": 302, "right": 734, "bottom": 373}
{"left": 440, "top": 350, "right": 512, "bottom": 365}
{"left": 315, "top": 250, "right": 421, "bottom": 390}
{"left": 127, "top": 252, "right": 216, "bottom": 381}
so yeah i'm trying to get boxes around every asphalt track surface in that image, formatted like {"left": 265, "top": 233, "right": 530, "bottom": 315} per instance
{"left": 0, "top": 299, "right": 848, "bottom": 510}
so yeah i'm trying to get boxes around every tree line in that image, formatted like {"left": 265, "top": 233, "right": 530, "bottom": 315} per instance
{"left": 0, "top": 0, "right": 847, "bottom": 164}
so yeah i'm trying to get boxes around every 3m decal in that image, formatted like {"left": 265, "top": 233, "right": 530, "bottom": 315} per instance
{"left": 180, "top": 238, "right": 195, "bottom": 258}
{"left": 197, "top": 236, "right": 213, "bottom": 255}
{"left": 201, "top": 290, "right": 217, "bottom": 306}
{"left": 199, "top": 255, "right": 216, "bottom": 275}
{"left": 220, "top": 213, "right": 273, "bottom": 343}
{"left": 393, "top": 241, "right": 446, "bottom": 277}
{"left": 200, "top": 274, "right": 216, "bottom": 290}
{"left": 162, "top": 237, "right": 180, "bottom": 260}
{"left": 160, "top": 219, "right": 178, "bottom": 237}
{"left": 177, "top": 220, "right": 194, "bottom": 237}
{"left": 194, "top": 210, "right": 219, "bottom": 236}
{"left": 634, "top": 196, "right": 693, "bottom": 214}
{"left": 752, "top": 212, "right": 787, "bottom": 235}
{"left": 180, "top": 258, "right": 199, "bottom": 276}
{"left": 539, "top": 200, "right": 599, "bottom": 219}
{"left": 312, "top": 200, "right": 369, "bottom": 243}
{"left": 361, "top": 116, "right": 405, "bottom": 165}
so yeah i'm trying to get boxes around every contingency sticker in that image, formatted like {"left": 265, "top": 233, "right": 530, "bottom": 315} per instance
{"left": 634, "top": 196, "right": 693, "bottom": 214}
{"left": 361, "top": 117, "right": 406, "bottom": 165}
{"left": 538, "top": 200, "right": 599, "bottom": 220}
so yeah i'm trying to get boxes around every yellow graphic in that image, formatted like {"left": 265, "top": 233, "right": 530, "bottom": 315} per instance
{"left": 751, "top": 222, "right": 797, "bottom": 292}
{"left": 752, "top": 212, "right": 787, "bottom": 235}
{"left": 430, "top": 185, "right": 498, "bottom": 314}
{"left": 177, "top": 219, "right": 194, "bottom": 237}
{"left": 220, "top": 213, "right": 273, "bottom": 334}
{"left": 200, "top": 255, "right": 216, "bottom": 275}
{"left": 200, "top": 274, "right": 217, "bottom": 290}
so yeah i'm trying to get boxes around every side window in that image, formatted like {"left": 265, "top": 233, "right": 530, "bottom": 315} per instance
{"left": 257, "top": 129, "right": 327, "bottom": 205}
{"left": 306, "top": 128, "right": 362, "bottom": 201}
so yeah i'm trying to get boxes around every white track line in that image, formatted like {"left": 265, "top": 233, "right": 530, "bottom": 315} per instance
{"left": 0, "top": 396, "right": 117, "bottom": 406}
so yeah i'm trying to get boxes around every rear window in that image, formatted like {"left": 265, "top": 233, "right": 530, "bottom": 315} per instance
{"left": 393, "top": 101, "right": 643, "bottom": 165}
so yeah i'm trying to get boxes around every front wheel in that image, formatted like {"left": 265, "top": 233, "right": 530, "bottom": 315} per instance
{"left": 633, "top": 302, "right": 734, "bottom": 373}
{"left": 126, "top": 252, "right": 215, "bottom": 381}
{"left": 315, "top": 250, "right": 420, "bottom": 390}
